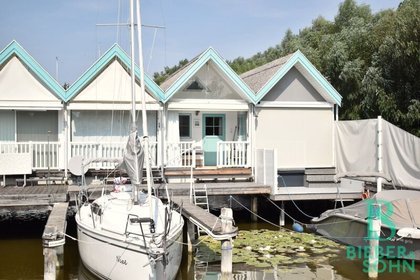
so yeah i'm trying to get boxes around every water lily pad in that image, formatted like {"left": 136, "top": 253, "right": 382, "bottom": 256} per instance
{"left": 195, "top": 228, "right": 344, "bottom": 269}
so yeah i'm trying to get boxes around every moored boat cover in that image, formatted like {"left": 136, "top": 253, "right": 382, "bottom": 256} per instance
{"left": 319, "top": 190, "right": 420, "bottom": 229}
{"left": 335, "top": 119, "right": 420, "bottom": 189}
{"left": 118, "top": 129, "right": 144, "bottom": 185}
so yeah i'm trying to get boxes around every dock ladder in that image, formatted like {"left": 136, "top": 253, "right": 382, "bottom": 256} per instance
{"left": 193, "top": 184, "right": 210, "bottom": 236}
{"left": 193, "top": 184, "right": 209, "bottom": 212}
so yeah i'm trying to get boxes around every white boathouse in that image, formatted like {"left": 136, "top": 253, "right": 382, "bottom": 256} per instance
{"left": 1, "top": 40, "right": 371, "bottom": 199}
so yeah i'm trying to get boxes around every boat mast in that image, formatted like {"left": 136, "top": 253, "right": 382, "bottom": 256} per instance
{"left": 135, "top": 0, "right": 153, "bottom": 212}
{"left": 128, "top": 0, "right": 140, "bottom": 203}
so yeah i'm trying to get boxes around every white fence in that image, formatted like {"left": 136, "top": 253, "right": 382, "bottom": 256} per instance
{"left": 0, "top": 141, "right": 61, "bottom": 169}
{"left": 70, "top": 141, "right": 158, "bottom": 169}
{"left": 166, "top": 141, "right": 196, "bottom": 167}
{"left": 217, "top": 141, "right": 250, "bottom": 167}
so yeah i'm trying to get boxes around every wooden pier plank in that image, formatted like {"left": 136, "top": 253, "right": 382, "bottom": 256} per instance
{"left": 172, "top": 196, "right": 232, "bottom": 235}
{"left": 42, "top": 202, "right": 69, "bottom": 241}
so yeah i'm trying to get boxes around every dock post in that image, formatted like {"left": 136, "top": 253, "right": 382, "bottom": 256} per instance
{"left": 220, "top": 208, "right": 234, "bottom": 276}
{"left": 186, "top": 220, "right": 196, "bottom": 253}
{"left": 279, "top": 201, "right": 285, "bottom": 226}
{"left": 42, "top": 203, "right": 68, "bottom": 280}
{"left": 251, "top": 196, "right": 258, "bottom": 222}
{"left": 43, "top": 245, "right": 57, "bottom": 280}
{"left": 368, "top": 203, "right": 381, "bottom": 279}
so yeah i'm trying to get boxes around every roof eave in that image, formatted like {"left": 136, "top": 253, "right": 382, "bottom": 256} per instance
{"left": 0, "top": 40, "right": 66, "bottom": 100}
{"left": 255, "top": 50, "right": 342, "bottom": 106}
{"left": 163, "top": 47, "right": 256, "bottom": 104}
{"left": 65, "top": 44, "right": 164, "bottom": 103}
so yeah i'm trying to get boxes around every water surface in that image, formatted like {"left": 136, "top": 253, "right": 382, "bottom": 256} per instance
{"left": 0, "top": 216, "right": 419, "bottom": 279}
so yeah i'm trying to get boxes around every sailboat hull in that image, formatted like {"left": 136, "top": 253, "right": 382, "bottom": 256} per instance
{"left": 77, "top": 219, "right": 183, "bottom": 280}
{"left": 76, "top": 192, "right": 184, "bottom": 280}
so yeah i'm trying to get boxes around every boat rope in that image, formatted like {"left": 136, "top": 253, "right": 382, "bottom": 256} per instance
{"left": 265, "top": 197, "right": 308, "bottom": 225}
{"left": 108, "top": 243, "right": 130, "bottom": 278}
{"left": 229, "top": 195, "right": 370, "bottom": 240}
{"left": 278, "top": 176, "right": 316, "bottom": 219}
{"left": 229, "top": 195, "right": 285, "bottom": 230}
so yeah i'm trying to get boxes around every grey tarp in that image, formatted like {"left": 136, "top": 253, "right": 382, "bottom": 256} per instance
{"left": 335, "top": 119, "right": 420, "bottom": 189}
{"left": 320, "top": 190, "right": 420, "bottom": 229}
{"left": 118, "top": 129, "right": 144, "bottom": 185}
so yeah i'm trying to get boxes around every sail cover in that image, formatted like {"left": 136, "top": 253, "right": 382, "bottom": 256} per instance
{"left": 335, "top": 118, "right": 420, "bottom": 189}
{"left": 118, "top": 129, "right": 144, "bottom": 185}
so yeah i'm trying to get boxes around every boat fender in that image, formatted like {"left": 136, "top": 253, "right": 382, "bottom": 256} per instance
{"left": 362, "top": 189, "right": 370, "bottom": 199}
{"left": 292, "top": 222, "right": 304, "bottom": 233}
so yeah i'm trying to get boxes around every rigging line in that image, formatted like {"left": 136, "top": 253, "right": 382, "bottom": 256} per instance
{"left": 108, "top": 243, "right": 130, "bottom": 278}
{"left": 278, "top": 175, "right": 316, "bottom": 219}
{"left": 116, "top": 0, "right": 122, "bottom": 44}
{"left": 146, "top": 28, "right": 158, "bottom": 73}
{"left": 158, "top": 0, "right": 168, "bottom": 69}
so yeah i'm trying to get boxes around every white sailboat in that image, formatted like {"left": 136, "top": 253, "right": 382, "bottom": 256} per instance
{"left": 75, "top": 1, "right": 184, "bottom": 279}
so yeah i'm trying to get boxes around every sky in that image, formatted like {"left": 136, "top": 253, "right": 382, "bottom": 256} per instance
{"left": 0, "top": 0, "right": 402, "bottom": 85}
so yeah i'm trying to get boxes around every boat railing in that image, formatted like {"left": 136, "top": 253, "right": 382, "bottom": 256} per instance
{"left": 125, "top": 214, "right": 155, "bottom": 247}
{"left": 217, "top": 141, "right": 250, "bottom": 167}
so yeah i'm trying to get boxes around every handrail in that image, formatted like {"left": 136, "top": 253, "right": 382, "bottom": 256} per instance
{"left": 217, "top": 141, "right": 250, "bottom": 167}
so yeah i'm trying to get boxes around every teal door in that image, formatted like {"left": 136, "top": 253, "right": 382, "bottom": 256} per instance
{"left": 203, "top": 114, "right": 225, "bottom": 166}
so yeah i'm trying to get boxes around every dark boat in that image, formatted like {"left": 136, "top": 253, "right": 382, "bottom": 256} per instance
{"left": 310, "top": 189, "right": 420, "bottom": 261}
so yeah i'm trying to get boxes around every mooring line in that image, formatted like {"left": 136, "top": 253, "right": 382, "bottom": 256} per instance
{"left": 278, "top": 176, "right": 316, "bottom": 219}
{"left": 265, "top": 197, "right": 309, "bottom": 226}
{"left": 229, "top": 195, "right": 283, "bottom": 230}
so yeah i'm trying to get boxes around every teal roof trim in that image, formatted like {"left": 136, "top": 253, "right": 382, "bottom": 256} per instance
{"left": 255, "top": 50, "right": 342, "bottom": 106}
{"left": 65, "top": 44, "right": 163, "bottom": 102}
{"left": 0, "top": 40, "right": 66, "bottom": 100}
{"left": 163, "top": 47, "right": 256, "bottom": 103}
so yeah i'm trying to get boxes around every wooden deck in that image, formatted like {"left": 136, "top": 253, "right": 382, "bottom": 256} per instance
{"left": 0, "top": 185, "right": 67, "bottom": 207}
{"left": 270, "top": 186, "right": 364, "bottom": 201}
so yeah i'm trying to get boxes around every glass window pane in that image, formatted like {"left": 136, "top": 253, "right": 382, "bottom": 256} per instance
{"left": 179, "top": 115, "right": 190, "bottom": 138}
{"left": 206, "top": 127, "right": 212, "bottom": 135}
{"left": 214, "top": 117, "right": 220, "bottom": 126}
{"left": 206, "top": 117, "right": 213, "bottom": 126}
{"left": 214, "top": 127, "right": 220, "bottom": 136}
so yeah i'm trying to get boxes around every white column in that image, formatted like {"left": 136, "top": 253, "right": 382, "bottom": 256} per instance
{"left": 57, "top": 107, "right": 66, "bottom": 171}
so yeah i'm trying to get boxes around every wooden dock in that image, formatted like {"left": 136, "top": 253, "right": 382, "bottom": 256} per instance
{"left": 42, "top": 202, "right": 68, "bottom": 280}
{"left": 172, "top": 196, "right": 237, "bottom": 240}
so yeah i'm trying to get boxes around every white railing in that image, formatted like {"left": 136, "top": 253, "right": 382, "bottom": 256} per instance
{"left": 70, "top": 141, "right": 158, "bottom": 169}
{"left": 0, "top": 141, "right": 61, "bottom": 169}
{"left": 166, "top": 141, "right": 196, "bottom": 167}
{"left": 217, "top": 141, "right": 250, "bottom": 167}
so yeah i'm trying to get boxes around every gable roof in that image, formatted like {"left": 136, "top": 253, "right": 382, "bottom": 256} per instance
{"left": 65, "top": 44, "right": 163, "bottom": 102}
{"left": 240, "top": 53, "right": 294, "bottom": 93}
{"left": 160, "top": 47, "right": 255, "bottom": 103}
{"left": 0, "top": 40, "right": 65, "bottom": 100}
{"left": 241, "top": 50, "right": 342, "bottom": 106}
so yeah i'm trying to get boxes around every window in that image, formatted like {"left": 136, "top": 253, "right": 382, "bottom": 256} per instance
{"left": 179, "top": 114, "right": 191, "bottom": 138}
{"left": 204, "top": 116, "right": 223, "bottom": 136}
{"left": 185, "top": 78, "right": 206, "bottom": 91}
